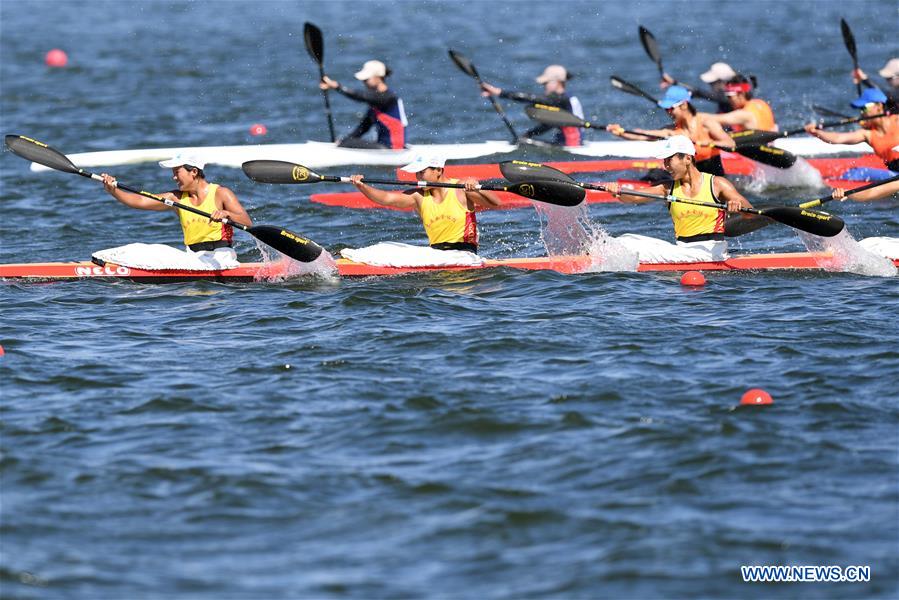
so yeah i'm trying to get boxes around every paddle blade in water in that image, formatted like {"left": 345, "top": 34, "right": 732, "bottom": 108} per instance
{"left": 5, "top": 134, "right": 80, "bottom": 174}
{"left": 248, "top": 225, "right": 325, "bottom": 262}
{"left": 304, "top": 22, "right": 324, "bottom": 64}
{"left": 760, "top": 207, "right": 845, "bottom": 237}
{"left": 506, "top": 180, "right": 585, "bottom": 207}
{"left": 724, "top": 215, "right": 773, "bottom": 237}
{"left": 499, "top": 160, "right": 576, "bottom": 183}
{"left": 242, "top": 160, "right": 324, "bottom": 184}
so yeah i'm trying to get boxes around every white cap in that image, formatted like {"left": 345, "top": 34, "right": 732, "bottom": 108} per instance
{"left": 354, "top": 60, "right": 388, "bottom": 80}
{"left": 653, "top": 135, "right": 696, "bottom": 159}
{"left": 159, "top": 153, "right": 206, "bottom": 170}
{"left": 536, "top": 65, "right": 568, "bottom": 84}
{"left": 399, "top": 155, "right": 446, "bottom": 173}
{"left": 700, "top": 62, "right": 737, "bottom": 83}
{"left": 879, "top": 58, "right": 899, "bottom": 79}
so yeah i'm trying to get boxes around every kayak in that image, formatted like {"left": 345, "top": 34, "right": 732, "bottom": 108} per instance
{"left": 28, "top": 140, "right": 517, "bottom": 172}
{"left": 3, "top": 253, "right": 896, "bottom": 282}
{"left": 27, "top": 137, "right": 873, "bottom": 173}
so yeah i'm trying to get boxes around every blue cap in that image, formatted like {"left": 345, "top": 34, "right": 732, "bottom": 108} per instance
{"left": 658, "top": 85, "right": 692, "bottom": 109}
{"left": 850, "top": 87, "right": 888, "bottom": 108}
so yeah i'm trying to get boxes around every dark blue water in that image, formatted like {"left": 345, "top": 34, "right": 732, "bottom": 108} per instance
{"left": 2, "top": 1, "right": 897, "bottom": 598}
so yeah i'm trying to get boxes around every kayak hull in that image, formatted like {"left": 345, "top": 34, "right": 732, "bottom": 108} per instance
{"left": 3, "top": 253, "right": 896, "bottom": 282}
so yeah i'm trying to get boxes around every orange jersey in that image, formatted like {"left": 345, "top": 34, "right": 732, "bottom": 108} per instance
{"left": 731, "top": 98, "right": 777, "bottom": 132}
{"left": 868, "top": 115, "right": 899, "bottom": 168}
{"left": 675, "top": 115, "right": 719, "bottom": 163}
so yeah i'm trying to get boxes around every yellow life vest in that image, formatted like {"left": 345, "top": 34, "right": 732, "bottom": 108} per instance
{"left": 418, "top": 179, "right": 478, "bottom": 247}
{"left": 177, "top": 183, "right": 233, "bottom": 247}
{"left": 669, "top": 173, "right": 725, "bottom": 240}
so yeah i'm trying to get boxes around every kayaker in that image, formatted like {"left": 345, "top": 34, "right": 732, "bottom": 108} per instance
{"left": 606, "top": 85, "right": 735, "bottom": 176}
{"left": 479, "top": 65, "right": 584, "bottom": 146}
{"left": 703, "top": 75, "right": 778, "bottom": 132}
{"left": 100, "top": 154, "right": 252, "bottom": 265}
{"left": 319, "top": 59, "right": 407, "bottom": 150}
{"left": 347, "top": 155, "right": 501, "bottom": 253}
{"left": 852, "top": 58, "right": 899, "bottom": 111}
{"left": 660, "top": 62, "right": 735, "bottom": 114}
{"left": 804, "top": 87, "right": 899, "bottom": 171}
{"left": 604, "top": 135, "right": 754, "bottom": 262}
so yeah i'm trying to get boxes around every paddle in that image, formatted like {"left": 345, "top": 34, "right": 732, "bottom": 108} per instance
{"left": 638, "top": 26, "right": 665, "bottom": 80}
{"left": 608, "top": 76, "right": 797, "bottom": 169}
{"left": 241, "top": 160, "right": 586, "bottom": 207}
{"left": 304, "top": 22, "right": 336, "bottom": 143}
{"left": 840, "top": 18, "right": 862, "bottom": 95}
{"left": 497, "top": 160, "right": 844, "bottom": 237}
{"left": 448, "top": 49, "right": 519, "bottom": 143}
{"left": 5, "top": 135, "right": 324, "bottom": 262}
{"left": 724, "top": 174, "right": 899, "bottom": 237}
{"left": 730, "top": 112, "right": 890, "bottom": 147}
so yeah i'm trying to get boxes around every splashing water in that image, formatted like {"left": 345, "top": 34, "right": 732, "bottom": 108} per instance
{"left": 532, "top": 203, "right": 638, "bottom": 272}
{"left": 744, "top": 157, "right": 824, "bottom": 194}
{"left": 797, "top": 229, "right": 897, "bottom": 277}
{"left": 253, "top": 241, "right": 338, "bottom": 282}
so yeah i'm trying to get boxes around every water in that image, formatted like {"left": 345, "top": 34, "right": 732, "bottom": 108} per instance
{"left": 2, "top": 1, "right": 898, "bottom": 598}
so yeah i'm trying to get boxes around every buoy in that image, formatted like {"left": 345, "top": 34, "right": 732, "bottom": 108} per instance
{"left": 0, "top": 344, "right": 4, "bottom": 357}
{"left": 740, "top": 388, "right": 773, "bottom": 405}
{"left": 681, "top": 271, "right": 706, "bottom": 286}
{"left": 249, "top": 123, "right": 267, "bottom": 136}
{"left": 45, "top": 49, "right": 68, "bottom": 68}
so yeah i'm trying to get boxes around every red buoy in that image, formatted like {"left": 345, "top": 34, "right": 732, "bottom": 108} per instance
{"left": 45, "top": 49, "right": 68, "bottom": 68}
{"left": 249, "top": 123, "right": 268, "bottom": 136}
{"left": 681, "top": 271, "right": 706, "bottom": 286}
{"left": 740, "top": 388, "right": 773, "bottom": 405}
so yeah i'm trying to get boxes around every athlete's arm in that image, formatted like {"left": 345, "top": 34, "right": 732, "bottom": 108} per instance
{"left": 703, "top": 109, "right": 754, "bottom": 130}
{"left": 604, "top": 182, "right": 669, "bottom": 204}
{"left": 349, "top": 175, "right": 419, "bottom": 209}
{"left": 701, "top": 116, "right": 736, "bottom": 148}
{"left": 461, "top": 178, "right": 501, "bottom": 209}
{"left": 803, "top": 123, "right": 868, "bottom": 145}
{"left": 101, "top": 174, "right": 174, "bottom": 211}
{"left": 714, "top": 177, "right": 753, "bottom": 212}
{"left": 211, "top": 186, "right": 253, "bottom": 226}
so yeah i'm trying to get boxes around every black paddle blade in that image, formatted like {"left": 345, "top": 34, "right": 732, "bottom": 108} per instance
{"left": 499, "top": 160, "right": 576, "bottom": 184}
{"left": 840, "top": 18, "right": 858, "bottom": 62}
{"left": 524, "top": 104, "right": 588, "bottom": 128}
{"left": 303, "top": 22, "right": 324, "bottom": 64}
{"left": 5, "top": 134, "right": 80, "bottom": 174}
{"left": 731, "top": 129, "right": 782, "bottom": 148}
{"left": 242, "top": 160, "right": 324, "bottom": 184}
{"left": 248, "top": 225, "right": 325, "bottom": 263}
{"left": 724, "top": 215, "right": 773, "bottom": 237}
{"left": 448, "top": 49, "right": 478, "bottom": 79}
{"left": 734, "top": 144, "right": 797, "bottom": 169}
{"left": 638, "top": 26, "right": 663, "bottom": 74}
{"left": 609, "top": 76, "right": 658, "bottom": 103}
{"left": 760, "top": 207, "right": 845, "bottom": 237}
{"left": 506, "top": 180, "right": 585, "bottom": 207}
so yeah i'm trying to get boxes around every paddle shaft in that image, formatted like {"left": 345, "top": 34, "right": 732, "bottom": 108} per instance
{"left": 323, "top": 174, "right": 533, "bottom": 194}
{"left": 318, "top": 65, "right": 336, "bottom": 143}
{"left": 449, "top": 50, "right": 519, "bottom": 143}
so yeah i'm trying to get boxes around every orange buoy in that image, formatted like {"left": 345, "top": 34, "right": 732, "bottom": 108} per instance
{"left": 45, "top": 49, "right": 68, "bottom": 68}
{"left": 681, "top": 270, "right": 706, "bottom": 286}
{"left": 740, "top": 388, "right": 773, "bottom": 405}
{"left": 249, "top": 123, "right": 268, "bottom": 136}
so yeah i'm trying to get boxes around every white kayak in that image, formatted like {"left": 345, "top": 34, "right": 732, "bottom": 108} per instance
{"left": 568, "top": 136, "right": 872, "bottom": 159}
{"left": 29, "top": 140, "right": 517, "bottom": 173}
{"left": 28, "top": 136, "right": 873, "bottom": 173}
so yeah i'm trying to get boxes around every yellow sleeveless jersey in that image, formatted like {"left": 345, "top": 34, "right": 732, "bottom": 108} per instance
{"left": 418, "top": 179, "right": 478, "bottom": 246}
{"left": 669, "top": 173, "right": 725, "bottom": 239}
{"left": 177, "top": 183, "right": 233, "bottom": 247}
